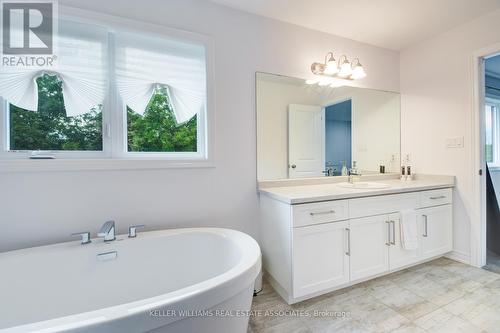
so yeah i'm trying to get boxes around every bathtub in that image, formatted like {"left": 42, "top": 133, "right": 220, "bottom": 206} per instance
{"left": 0, "top": 228, "right": 261, "bottom": 333}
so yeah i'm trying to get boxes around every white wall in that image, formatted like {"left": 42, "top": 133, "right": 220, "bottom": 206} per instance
{"left": 0, "top": 0, "right": 399, "bottom": 252}
{"left": 400, "top": 8, "right": 500, "bottom": 263}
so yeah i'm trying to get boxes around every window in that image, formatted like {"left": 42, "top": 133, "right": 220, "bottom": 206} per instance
{"left": 0, "top": 16, "right": 210, "bottom": 166}
{"left": 127, "top": 87, "right": 197, "bottom": 152}
{"left": 9, "top": 74, "right": 103, "bottom": 152}
{"left": 485, "top": 99, "right": 500, "bottom": 165}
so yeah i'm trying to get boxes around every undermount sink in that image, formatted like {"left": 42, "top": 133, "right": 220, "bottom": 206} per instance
{"left": 336, "top": 182, "right": 391, "bottom": 189}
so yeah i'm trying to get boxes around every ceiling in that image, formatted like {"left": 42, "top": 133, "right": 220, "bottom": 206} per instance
{"left": 486, "top": 55, "right": 500, "bottom": 77}
{"left": 208, "top": 0, "right": 500, "bottom": 50}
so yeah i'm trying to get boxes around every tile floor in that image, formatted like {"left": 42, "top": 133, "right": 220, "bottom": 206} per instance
{"left": 249, "top": 258, "right": 500, "bottom": 333}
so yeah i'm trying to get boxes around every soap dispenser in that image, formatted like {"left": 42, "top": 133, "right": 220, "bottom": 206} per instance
{"left": 405, "top": 154, "right": 413, "bottom": 181}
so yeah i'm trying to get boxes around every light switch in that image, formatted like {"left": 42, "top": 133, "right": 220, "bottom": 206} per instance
{"left": 446, "top": 136, "right": 464, "bottom": 148}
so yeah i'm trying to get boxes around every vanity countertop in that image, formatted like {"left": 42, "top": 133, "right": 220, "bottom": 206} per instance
{"left": 259, "top": 175, "right": 455, "bottom": 204}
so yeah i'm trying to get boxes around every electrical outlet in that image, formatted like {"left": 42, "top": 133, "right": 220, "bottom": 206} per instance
{"left": 446, "top": 136, "right": 464, "bottom": 148}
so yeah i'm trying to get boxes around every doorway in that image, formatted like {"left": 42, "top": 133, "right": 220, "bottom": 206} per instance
{"left": 483, "top": 55, "right": 500, "bottom": 273}
{"left": 324, "top": 100, "right": 352, "bottom": 176}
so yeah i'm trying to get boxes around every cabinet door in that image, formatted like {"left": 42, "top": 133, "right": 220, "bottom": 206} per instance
{"left": 293, "top": 221, "right": 350, "bottom": 298}
{"left": 389, "top": 213, "right": 421, "bottom": 270}
{"left": 349, "top": 215, "right": 390, "bottom": 282}
{"left": 419, "top": 205, "right": 453, "bottom": 260}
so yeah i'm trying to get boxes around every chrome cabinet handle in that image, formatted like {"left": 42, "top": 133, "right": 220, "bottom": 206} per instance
{"left": 71, "top": 232, "right": 91, "bottom": 245}
{"left": 345, "top": 228, "right": 351, "bottom": 256}
{"left": 128, "top": 224, "right": 145, "bottom": 238}
{"left": 390, "top": 220, "right": 396, "bottom": 245}
{"left": 422, "top": 215, "right": 428, "bottom": 237}
{"left": 309, "top": 210, "right": 335, "bottom": 216}
{"left": 430, "top": 195, "right": 446, "bottom": 200}
{"left": 386, "top": 221, "right": 391, "bottom": 246}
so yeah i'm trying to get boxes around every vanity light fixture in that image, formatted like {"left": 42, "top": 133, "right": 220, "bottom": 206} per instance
{"left": 308, "top": 52, "right": 366, "bottom": 83}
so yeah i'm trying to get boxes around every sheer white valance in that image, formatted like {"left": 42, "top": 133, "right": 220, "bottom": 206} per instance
{"left": 115, "top": 32, "right": 206, "bottom": 124}
{"left": 0, "top": 20, "right": 108, "bottom": 117}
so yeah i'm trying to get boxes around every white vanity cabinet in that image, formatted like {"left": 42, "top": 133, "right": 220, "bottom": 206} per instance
{"left": 389, "top": 212, "right": 421, "bottom": 270}
{"left": 292, "top": 221, "right": 350, "bottom": 298}
{"left": 349, "top": 215, "right": 390, "bottom": 281}
{"left": 419, "top": 205, "right": 453, "bottom": 260}
{"left": 259, "top": 186, "right": 453, "bottom": 304}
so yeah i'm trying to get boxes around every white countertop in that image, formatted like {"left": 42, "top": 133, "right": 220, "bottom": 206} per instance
{"left": 259, "top": 175, "right": 455, "bottom": 204}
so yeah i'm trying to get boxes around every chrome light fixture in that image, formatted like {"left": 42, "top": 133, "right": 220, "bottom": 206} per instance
{"left": 308, "top": 52, "right": 366, "bottom": 83}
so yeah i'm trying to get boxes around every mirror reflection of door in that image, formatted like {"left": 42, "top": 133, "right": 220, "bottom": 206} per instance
{"left": 288, "top": 104, "right": 325, "bottom": 178}
{"left": 325, "top": 100, "right": 352, "bottom": 176}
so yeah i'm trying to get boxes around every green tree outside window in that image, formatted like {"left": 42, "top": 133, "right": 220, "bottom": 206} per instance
{"left": 9, "top": 74, "right": 197, "bottom": 152}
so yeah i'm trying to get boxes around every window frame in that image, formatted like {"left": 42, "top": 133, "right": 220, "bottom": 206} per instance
{"left": 486, "top": 97, "right": 500, "bottom": 167}
{"left": 0, "top": 6, "right": 215, "bottom": 171}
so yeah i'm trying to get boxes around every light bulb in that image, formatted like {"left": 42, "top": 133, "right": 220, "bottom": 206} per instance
{"left": 322, "top": 52, "right": 338, "bottom": 75}
{"left": 338, "top": 59, "right": 352, "bottom": 78}
{"left": 351, "top": 63, "right": 366, "bottom": 79}
{"left": 324, "top": 56, "right": 338, "bottom": 75}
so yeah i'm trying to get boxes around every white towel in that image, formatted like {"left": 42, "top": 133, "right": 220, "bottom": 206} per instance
{"left": 400, "top": 210, "right": 418, "bottom": 250}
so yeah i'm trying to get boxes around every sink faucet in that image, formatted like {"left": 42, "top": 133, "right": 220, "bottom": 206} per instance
{"left": 97, "top": 220, "right": 116, "bottom": 242}
{"left": 348, "top": 161, "right": 361, "bottom": 184}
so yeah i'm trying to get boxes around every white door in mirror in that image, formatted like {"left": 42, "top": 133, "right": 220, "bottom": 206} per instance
{"left": 288, "top": 104, "right": 324, "bottom": 178}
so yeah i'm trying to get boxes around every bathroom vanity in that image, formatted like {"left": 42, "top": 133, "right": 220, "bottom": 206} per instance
{"left": 255, "top": 71, "right": 454, "bottom": 304}
{"left": 258, "top": 176, "right": 454, "bottom": 304}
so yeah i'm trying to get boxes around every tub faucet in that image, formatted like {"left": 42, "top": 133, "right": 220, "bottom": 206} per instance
{"left": 98, "top": 220, "right": 116, "bottom": 242}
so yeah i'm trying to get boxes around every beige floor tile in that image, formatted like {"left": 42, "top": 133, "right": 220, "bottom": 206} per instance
{"left": 370, "top": 282, "right": 438, "bottom": 320}
{"left": 414, "top": 308, "right": 483, "bottom": 333}
{"left": 303, "top": 317, "right": 369, "bottom": 333}
{"left": 464, "top": 307, "right": 500, "bottom": 333}
{"left": 389, "top": 323, "right": 427, "bottom": 333}
{"left": 254, "top": 318, "right": 311, "bottom": 333}
{"left": 251, "top": 259, "right": 500, "bottom": 333}
{"left": 404, "top": 277, "right": 465, "bottom": 306}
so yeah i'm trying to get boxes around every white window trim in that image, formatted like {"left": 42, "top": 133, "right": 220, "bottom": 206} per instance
{"left": 0, "top": 5, "right": 215, "bottom": 172}
{"left": 486, "top": 98, "right": 500, "bottom": 168}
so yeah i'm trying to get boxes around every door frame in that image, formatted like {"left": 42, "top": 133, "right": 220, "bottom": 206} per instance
{"left": 323, "top": 97, "right": 353, "bottom": 171}
{"left": 471, "top": 43, "right": 500, "bottom": 267}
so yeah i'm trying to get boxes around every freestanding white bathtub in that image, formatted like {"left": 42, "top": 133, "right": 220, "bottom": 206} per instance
{"left": 0, "top": 228, "right": 261, "bottom": 333}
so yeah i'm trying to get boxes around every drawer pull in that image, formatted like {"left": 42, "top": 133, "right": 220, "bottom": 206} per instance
{"left": 345, "top": 228, "right": 351, "bottom": 256}
{"left": 429, "top": 195, "right": 446, "bottom": 200}
{"left": 386, "top": 221, "right": 391, "bottom": 246}
{"left": 423, "top": 214, "right": 428, "bottom": 237}
{"left": 390, "top": 220, "right": 396, "bottom": 245}
{"left": 309, "top": 210, "right": 336, "bottom": 216}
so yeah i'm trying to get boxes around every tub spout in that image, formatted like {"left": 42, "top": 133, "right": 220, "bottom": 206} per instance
{"left": 98, "top": 220, "right": 116, "bottom": 242}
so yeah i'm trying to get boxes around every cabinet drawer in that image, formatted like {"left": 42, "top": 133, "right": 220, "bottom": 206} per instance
{"left": 420, "top": 188, "right": 452, "bottom": 208}
{"left": 292, "top": 200, "right": 348, "bottom": 227}
{"left": 349, "top": 193, "right": 419, "bottom": 219}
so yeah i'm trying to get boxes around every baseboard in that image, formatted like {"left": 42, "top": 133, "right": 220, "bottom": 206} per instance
{"left": 445, "top": 250, "right": 471, "bottom": 265}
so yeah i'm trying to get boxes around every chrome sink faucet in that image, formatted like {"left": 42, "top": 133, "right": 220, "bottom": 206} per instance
{"left": 97, "top": 220, "right": 116, "bottom": 242}
{"left": 348, "top": 161, "right": 361, "bottom": 184}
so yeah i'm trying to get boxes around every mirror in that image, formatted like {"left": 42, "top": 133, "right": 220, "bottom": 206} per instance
{"left": 256, "top": 72, "right": 401, "bottom": 181}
